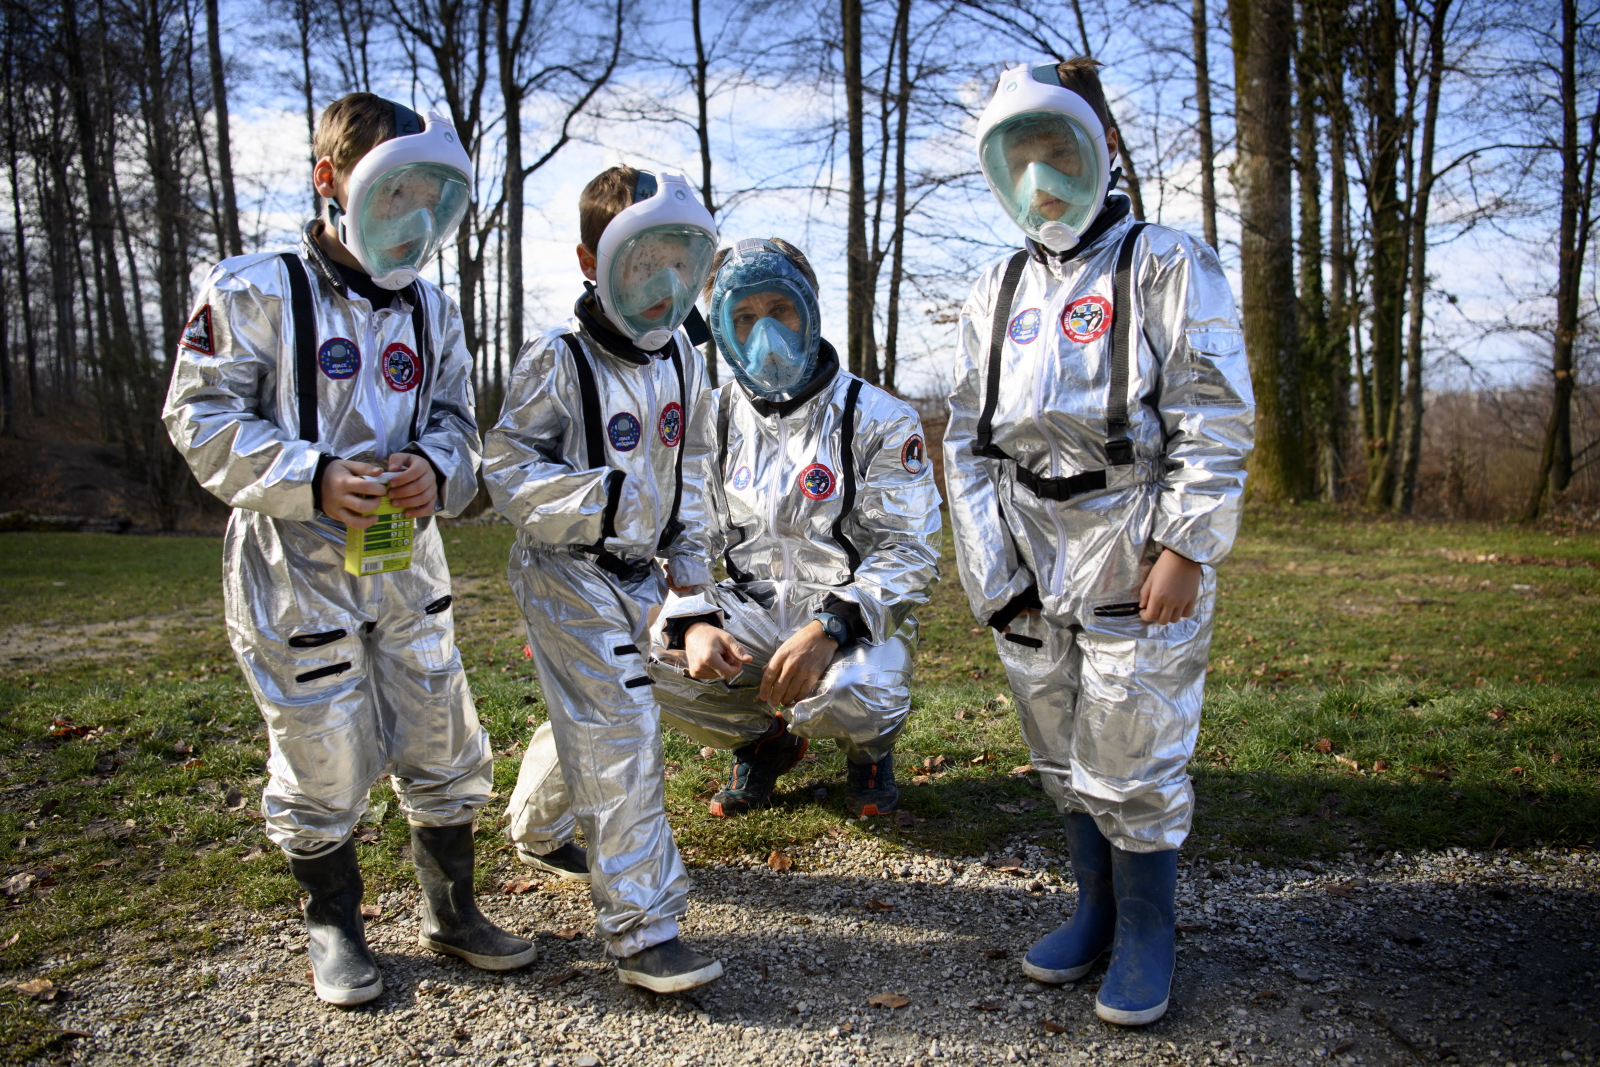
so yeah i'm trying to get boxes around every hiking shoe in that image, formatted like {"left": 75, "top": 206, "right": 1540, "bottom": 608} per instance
{"left": 515, "top": 842, "right": 590, "bottom": 883}
{"left": 616, "top": 937, "right": 724, "bottom": 993}
{"left": 845, "top": 753, "right": 898, "bottom": 817}
{"left": 708, "top": 718, "right": 808, "bottom": 817}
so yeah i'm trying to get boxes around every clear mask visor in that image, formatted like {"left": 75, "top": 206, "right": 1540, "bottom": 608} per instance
{"left": 607, "top": 224, "right": 718, "bottom": 339}
{"left": 356, "top": 162, "right": 471, "bottom": 277}
{"left": 980, "top": 112, "right": 1103, "bottom": 241}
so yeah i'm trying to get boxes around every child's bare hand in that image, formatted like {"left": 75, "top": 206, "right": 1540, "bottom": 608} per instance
{"left": 685, "top": 622, "right": 752, "bottom": 681}
{"left": 321, "top": 459, "right": 386, "bottom": 529}
{"left": 385, "top": 453, "right": 439, "bottom": 517}
{"left": 1139, "top": 547, "right": 1201, "bottom": 625}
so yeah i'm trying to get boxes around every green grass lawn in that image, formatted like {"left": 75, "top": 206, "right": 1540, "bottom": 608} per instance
{"left": 0, "top": 506, "right": 1596, "bottom": 1056}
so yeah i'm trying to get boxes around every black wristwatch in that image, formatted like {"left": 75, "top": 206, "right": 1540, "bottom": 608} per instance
{"left": 814, "top": 612, "right": 848, "bottom": 646}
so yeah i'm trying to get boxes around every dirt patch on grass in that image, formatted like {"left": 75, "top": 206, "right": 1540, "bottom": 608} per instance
{"left": 0, "top": 604, "right": 221, "bottom": 668}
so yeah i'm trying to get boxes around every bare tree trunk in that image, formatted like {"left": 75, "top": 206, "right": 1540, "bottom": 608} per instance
{"left": 1296, "top": 3, "right": 1330, "bottom": 499}
{"left": 1229, "top": 0, "right": 1308, "bottom": 501}
{"left": 1394, "top": 0, "right": 1451, "bottom": 514}
{"left": 496, "top": 0, "right": 529, "bottom": 361}
{"left": 1527, "top": 0, "right": 1600, "bottom": 519}
{"left": 4, "top": 40, "right": 40, "bottom": 416}
{"left": 1193, "top": 0, "right": 1218, "bottom": 248}
{"left": 206, "top": 0, "right": 242, "bottom": 256}
{"left": 842, "top": 0, "right": 872, "bottom": 380}
{"left": 883, "top": 0, "right": 911, "bottom": 394}
{"left": 1361, "top": 0, "right": 1404, "bottom": 509}
{"left": 0, "top": 252, "right": 12, "bottom": 435}
{"left": 296, "top": 0, "right": 317, "bottom": 214}
{"left": 1320, "top": 0, "right": 1351, "bottom": 502}
{"left": 690, "top": 0, "right": 718, "bottom": 386}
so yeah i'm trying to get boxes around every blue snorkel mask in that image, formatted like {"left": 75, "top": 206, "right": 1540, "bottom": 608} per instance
{"left": 708, "top": 239, "right": 822, "bottom": 402}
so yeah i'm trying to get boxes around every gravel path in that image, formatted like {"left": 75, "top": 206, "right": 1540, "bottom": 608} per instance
{"left": 21, "top": 834, "right": 1600, "bottom": 1067}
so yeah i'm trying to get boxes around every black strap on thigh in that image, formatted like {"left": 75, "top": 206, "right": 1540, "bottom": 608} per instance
{"left": 280, "top": 252, "right": 318, "bottom": 444}
{"left": 829, "top": 378, "right": 865, "bottom": 575}
{"left": 973, "top": 248, "right": 1029, "bottom": 461}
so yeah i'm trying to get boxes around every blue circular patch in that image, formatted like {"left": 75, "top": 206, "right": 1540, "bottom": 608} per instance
{"left": 608, "top": 412, "right": 642, "bottom": 451}
{"left": 731, "top": 465, "right": 752, "bottom": 491}
{"left": 318, "top": 337, "right": 360, "bottom": 379}
{"left": 1009, "top": 308, "right": 1041, "bottom": 344}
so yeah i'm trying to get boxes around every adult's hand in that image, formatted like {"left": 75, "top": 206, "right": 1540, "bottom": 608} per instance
{"left": 320, "top": 459, "right": 386, "bottom": 529}
{"left": 759, "top": 620, "right": 839, "bottom": 706}
{"left": 684, "top": 622, "right": 752, "bottom": 681}
{"left": 1139, "top": 547, "right": 1201, "bottom": 625}
{"left": 384, "top": 452, "right": 438, "bottom": 518}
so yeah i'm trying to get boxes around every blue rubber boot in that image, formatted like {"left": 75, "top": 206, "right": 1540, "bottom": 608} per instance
{"left": 1021, "top": 812, "right": 1116, "bottom": 984}
{"left": 1095, "top": 846, "right": 1178, "bottom": 1026}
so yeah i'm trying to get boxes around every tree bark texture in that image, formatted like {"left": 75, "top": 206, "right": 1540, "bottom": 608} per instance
{"left": 205, "top": 0, "right": 242, "bottom": 257}
{"left": 1360, "top": 0, "right": 1405, "bottom": 509}
{"left": 1228, "top": 0, "right": 1309, "bottom": 501}
{"left": 1192, "top": 0, "right": 1219, "bottom": 249}
{"left": 842, "top": 0, "right": 872, "bottom": 381}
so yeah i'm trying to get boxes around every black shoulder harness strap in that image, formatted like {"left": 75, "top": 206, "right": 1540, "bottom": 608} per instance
{"left": 829, "top": 378, "right": 865, "bottom": 576}
{"left": 973, "top": 223, "right": 1150, "bottom": 487}
{"left": 280, "top": 252, "right": 318, "bottom": 444}
{"left": 559, "top": 333, "right": 607, "bottom": 470}
{"left": 972, "top": 249, "right": 1029, "bottom": 460}
{"left": 656, "top": 338, "right": 688, "bottom": 552}
{"left": 280, "top": 252, "right": 431, "bottom": 448}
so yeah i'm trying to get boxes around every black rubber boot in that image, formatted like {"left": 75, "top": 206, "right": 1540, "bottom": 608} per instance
{"left": 288, "top": 839, "right": 383, "bottom": 1006}
{"left": 616, "top": 936, "right": 724, "bottom": 993}
{"left": 411, "top": 823, "right": 537, "bottom": 971}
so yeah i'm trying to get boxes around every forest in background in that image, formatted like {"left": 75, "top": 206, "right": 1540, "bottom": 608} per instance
{"left": 0, "top": 0, "right": 1595, "bottom": 528}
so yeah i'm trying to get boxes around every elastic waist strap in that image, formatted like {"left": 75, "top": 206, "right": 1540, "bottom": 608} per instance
{"left": 579, "top": 547, "right": 655, "bottom": 584}
{"left": 1015, "top": 464, "right": 1108, "bottom": 501}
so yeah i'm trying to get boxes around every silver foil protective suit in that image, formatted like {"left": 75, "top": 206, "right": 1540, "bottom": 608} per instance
{"left": 486, "top": 317, "right": 713, "bottom": 957}
{"left": 163, "top": 238, "right": 489, "bottom": 858}
{"left": 943, "top": 216, "right": 1254, "bottom": 853}
{"left": 648, "top": 370, "right": 942, "bottom": 762}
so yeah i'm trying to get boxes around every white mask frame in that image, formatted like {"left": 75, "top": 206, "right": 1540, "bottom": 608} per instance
{"left": 593, "top": 171, "right": 719, "bottom": 351}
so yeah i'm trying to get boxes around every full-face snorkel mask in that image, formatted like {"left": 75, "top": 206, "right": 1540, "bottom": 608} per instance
{"left": 708, "top": 238, "right": 822, "bottom": 402}
{"left": 593, "top": 171, "right": 718, "bottom": 352}
{"left": 976, "top": 64, "right": 1111, "bottom": 254}
{"left": 326, "top": 101, "right": 474, "bottom": 290}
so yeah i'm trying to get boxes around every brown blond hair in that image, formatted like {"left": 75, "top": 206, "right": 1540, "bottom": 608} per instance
{"left": 313, "top": 93, "right": 400, "bottom": 179}
{"left": 579, "top": 166, "right": 641, "bottom": 252}
{"left": 1054, "top": 57, "right": 1113, "bottom": 135}
{"left": 703, "top": 238, "right": 820, "bottom": 302}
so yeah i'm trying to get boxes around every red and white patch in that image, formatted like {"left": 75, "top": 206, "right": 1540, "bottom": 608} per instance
{"left": 382, "top": 342, "right": 421, "bottom": 392}
{"left": 180, "top": 304, "right": 215, "bottom": 355}
{"left": 901, "top": 434, "right": 926, "bottom": 474}
{"left": 1061, "top": 295, "right": 1113, "bottom": 344}
{"left": 658, "top": 402, "right": 684, "bottom": 447}
{"left": 800, "top": 463, "right": 837, "bottom": 500}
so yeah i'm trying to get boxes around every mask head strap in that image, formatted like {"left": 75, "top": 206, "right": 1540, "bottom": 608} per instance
{"left": 391, "top": 100, "right": 424, "bottom": 138}
{"left": 632, "top": 171, "right": 659, "bottom": 204}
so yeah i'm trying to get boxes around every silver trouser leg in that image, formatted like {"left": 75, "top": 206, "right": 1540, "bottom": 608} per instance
{"left": 512, "top": 552, "right": 686, "bottom": 957}
{"left": 787, "top": 619, "right": 917, "bottom": 764}
{"left": 992, "top": 610, "right": 1085, "bottom": 822}
{"left": 370, "top": 581, "right": 493, "bottom": 829}
{"left": 228, "top": 595, "right": 381, "bottom": 859}
{"left": 504, "top": 721, "right": 577, "bottom": 854}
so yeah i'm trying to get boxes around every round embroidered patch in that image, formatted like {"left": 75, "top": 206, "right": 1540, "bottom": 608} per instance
{"left": 608, "top": 412, "right": 642, "bottom": 451}
{"left": 658, "top": 402, "right": 683, "bottom": 447}
{"left": 1061, "top": 295, "right": 1113, "bottom": 344}
{"left": 381, "top": 342, "right": 420, "bottom": 392}
{"left": 800, "top": 463, "right": 836, "bottom": 500}
{"left": 317, "top": 337, "right": 360, "bottom": 379}
{"left": 1009, "top": 308, "right": 1041, "bottom": 344}
{"left": 901, "top": 434, "right": 926, "bottom": 473}
{"left": 731, "top": 465, "right": 753, "bottom": 491}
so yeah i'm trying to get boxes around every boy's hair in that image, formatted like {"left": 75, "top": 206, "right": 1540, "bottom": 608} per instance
{"left": 1054, "top": 57, "right": 1113, "bottom": 135}
{"left": 703, "top": 238, "right": 819, "bottom": 302}
{"left": 314, "top": 93, "right": 400, "bottom": 179}
{"left": 579, "top": 166, "right": 641, "bottom": 252}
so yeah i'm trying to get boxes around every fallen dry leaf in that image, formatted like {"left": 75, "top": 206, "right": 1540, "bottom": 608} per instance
{"left": 970, "top": 752, "right": 994, "bottom": 766}
{"left": 699, "top": 747, "right": 717, "bottom": 759}
{"left": 1043, "top": 1019, "right": 1068, "bottom": 1034}
{"left": 1312, "top": 738, "right": 1334, "bottom": 754}
{"left": 0, "top": 933, "right": 18, "bottom": 949}
{"left": 911, "top": 775, "right": 932, "bottom": 786}
{"left": 354, "top": 826, "right": 381, "bottom": 844}
{"left": 1175, "top": 923, "right": 1209, "bottom": 934}
{"left": 953, "top": 709, "right": 966, "bottom": 720}
{"left": 989, "top": 856, "right": 1024, "bottom": 872}
{"left": 92, "top": 859, "right": 121, "bottom": 869}
{"left": 922, "top": 755, "right": 948, "bottom": 771}
{"left": 240, "top": 846, "right": 266, "bottom": 862}
{"left": 767, "top": 850, "right": 793, "bottom": 872}
{"left": 1009, "top": 764, "right": 1036, "bottom": 776}
{"left": 552, "top": 926, "right": 584, "bottom": 941}
{"left": 360, "top": 904, "right": 382, "bottom": 920}
{"left": 1373, "top": 760, "right": 1390, "bottom": 772}
{"left": 973, "top": 999, "right": 1004, "bottom": 1012}
{"left": 984, "top": 948, "right": 1007, "bottom": 959}
{"left": 1230, "top": 789, "right": 1255, "bottom": 800}
{"left": 892, "top": 811, "right": 916, "bottom": 829}
{"left": 181, "top": 758, "right": 204, "bottom": 769}
{"left": 1326, "top": 884, "right": 1356, "bottom": 899}
{"left": 15, "top": 978, "right": 59, "bottom": 1001}
{"left": 173, "top": 741, "right": 193, "bottom": 755}
{"left": 867, "top": 992, "right": 910, "bottom": 1009}
{"left": 1488, "top": 706, "right": 1508, "bottom": 722}
{"left": 995, "top": 803, "right": 1023, "bottom": 814}
{"left": 542, "top": 967, "right": 583, "bottom": 987}
{"left": 2, "top": 873, "right": 37, "bottom": 897}
{"left": 1335, "top": 755, "right": 1360, "bottom": 772}
{"left": 1332, "top": 1041, "right": 1355, "bottom": 1056}
{"left": 864, "top": 899, "right": 896, "bottom": 913}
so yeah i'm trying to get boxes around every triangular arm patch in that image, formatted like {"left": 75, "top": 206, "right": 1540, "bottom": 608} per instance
{"left": 180, "top": 304, "right": 215, "bottom": 355}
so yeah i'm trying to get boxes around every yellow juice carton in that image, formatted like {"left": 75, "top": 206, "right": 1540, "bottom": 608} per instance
{"left": 343, "top": 472, "right": 415, "bottom": 576}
